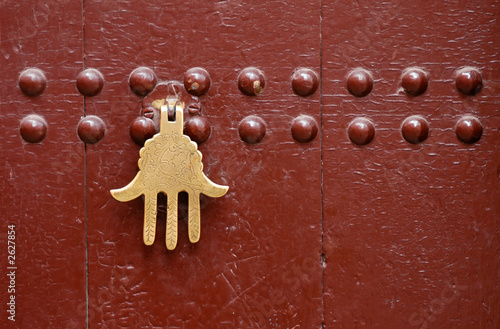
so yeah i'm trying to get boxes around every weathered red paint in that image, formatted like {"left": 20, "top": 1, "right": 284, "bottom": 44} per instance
{"left": 83, "top": 1, "right": 322, "bottom": 327}
{"left": 322, "top": 1, "right": 500, "bottom": 328}
{"left": 1, "top": 1, "right": 498, "bottom": 328}
{"left": 0, "top": 1, "right": 86, "bottom": 327}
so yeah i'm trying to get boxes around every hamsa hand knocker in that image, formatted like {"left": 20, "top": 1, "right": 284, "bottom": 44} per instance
{"left": 111, "top": 98, "right": 228, "bottom": 250}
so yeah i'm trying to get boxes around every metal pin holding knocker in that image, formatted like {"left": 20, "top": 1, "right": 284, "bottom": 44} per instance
{"left": 110, "top": 98, "right": 228, "bottom": 250}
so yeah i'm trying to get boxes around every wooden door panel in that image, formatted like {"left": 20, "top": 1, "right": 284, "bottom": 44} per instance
{"left": 0, "top": 1, "right": 86, "bottom": 328}
{"left": 322, "top": 1, "right": 500, "bottom": 328}
{"left": 84, "top": 1, "right": 322, "bottom": 327}
{"left": 2, "top": 1, "right": 499, "bottom": 328}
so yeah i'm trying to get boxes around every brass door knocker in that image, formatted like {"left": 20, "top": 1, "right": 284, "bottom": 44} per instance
{"left": 111, "top": 98, "right": 228, "bottom": 250}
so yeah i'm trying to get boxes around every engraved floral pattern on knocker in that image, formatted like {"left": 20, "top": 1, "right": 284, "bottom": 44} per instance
{"left": 111, "top": 98, "right": 228, "bottom": 250}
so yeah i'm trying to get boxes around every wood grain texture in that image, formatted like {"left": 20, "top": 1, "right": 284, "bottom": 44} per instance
{"left": 1, "top": 0, "right": 498, "bottom": 328}
{"left": 0, "top": 1, "right": 86, "bottom": 328}
{"left": 322, "top": 1, "right": 500, "bottom": 328}
{"left": 84, "top": 0, "right": 322, "bottom": 328}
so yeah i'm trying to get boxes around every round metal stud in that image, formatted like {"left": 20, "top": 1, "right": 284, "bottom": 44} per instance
{"left": 20, "top": 115, "right": 48, "bottom": 143}
{"left": 347, "top": 118, "right": 375, "bottom": 145}
{"left": 77, "top": 116, "right": 106, "bottom": 144}
{"left": 238, "top": 67, "right": 265, "bottom": 96}
{"left": 291, "top": 68, "right": 319, "bottom": 97}
{"left": 184, "top": 116, "right": 211, "bottom": 144}
{"left": 401, "top": 68, "right": 428, "bottom": 96}
{"left": 19, "top": 68, "right": 47, "bottom": 97}
{"left": 291, "top": 115, "right": 318, "bottom": 143}
{"left": 129, "top": 67, "right": 157, "bottom": 96}
{"left": 239, "top": 115, "right": 266, "bottom": 144}
{"left": 76, "top": 68, "right": 104, "bottom": 97}
{"left": 455, "top": 116, "right": 483, "bottom": 144}
{"left": 455, "top": 68, "right": 482, "bottom": 95}
{"left": 184, "top": 67, "right": 211, "bottom": 96}
{"left": 346, "top": 69, "right": 373, "bottom": 97}
{"left": 130, "top": 117, "right": 156, "bottom": 145}
{"left": 401, "top": 116, "right": 429, "bottom": 144}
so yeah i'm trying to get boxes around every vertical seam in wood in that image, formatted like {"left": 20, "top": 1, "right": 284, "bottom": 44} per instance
{"left": 319, "top": 0, "right": 325, "bottom": 328}
{"left": 82, "top": 1, "right": 88, "bottom": 329}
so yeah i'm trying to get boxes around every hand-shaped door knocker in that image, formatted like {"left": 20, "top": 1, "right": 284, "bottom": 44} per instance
{"left": 111, "top": 98, "right": 228, "bottom": 250}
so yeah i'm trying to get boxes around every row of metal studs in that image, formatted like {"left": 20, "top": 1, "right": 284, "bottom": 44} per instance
{"left": 18, "top": 66, "right": 483, "bottom": 99}
{"left": 19, "top": 113, "right": 482, "bottom": 146}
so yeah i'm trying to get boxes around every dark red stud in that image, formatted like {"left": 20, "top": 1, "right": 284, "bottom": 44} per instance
{"left": 291, "top": 115, "right": 318, "bottom": 143}
{"left": 346, "top": 69, "right": 373, "bottom": 97}
{"left": 76, "top": 68, "right": 104, "bottom": 97}
{"left": 291, "top": 68, "right": 319, "bottom": 97}
{"left": 401, "top": 68, "right": 428, "bottom": 96}
{"left": 347, "top": 118, "right": 375, "bottom": 145}
{"left": 129, "top": 67, "right": 157, "bottom": 96}
{"left": 184, "top": 116, "right": 211, "bottom": 144}
{"left": 239, "top": 116, "right": 266, "bottom": 144}
{"left": 130, "top": 117, "right": 156, "bottom": 145}
{"left": 401, "top": 116, "right": 429, "bottom": 144}
{"left": 455, "top": 68, "right": 482, "bottom": 96}
{"left": 184, "top": 67, "right": 211, "bottom": 96}
{"left": 455, "top": 116, "right": 483, "bottom": 144}
{"left": 19, "top": 68, "right": 47, "bottom": 97}
{"left": 238, "top": 68, "right": 265, "bottom": 96}
{"left": 20, "top": 115, "right": 48, "bottom": 143}
{"left": 77, "top": 116, "right": 106, "bottom": 144}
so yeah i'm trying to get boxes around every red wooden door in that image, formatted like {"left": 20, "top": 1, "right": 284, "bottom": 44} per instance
{"left": 83, "top": 1, "right": 322, "bottom": 327}
{"left": 0, "top": 1, "right": 87, "bottom": 328}
{"left": 321, "top": 2, "right": 500, "bottom": 328}
{"left": 1, "top": 1, "right": 499, "bottom": 328}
